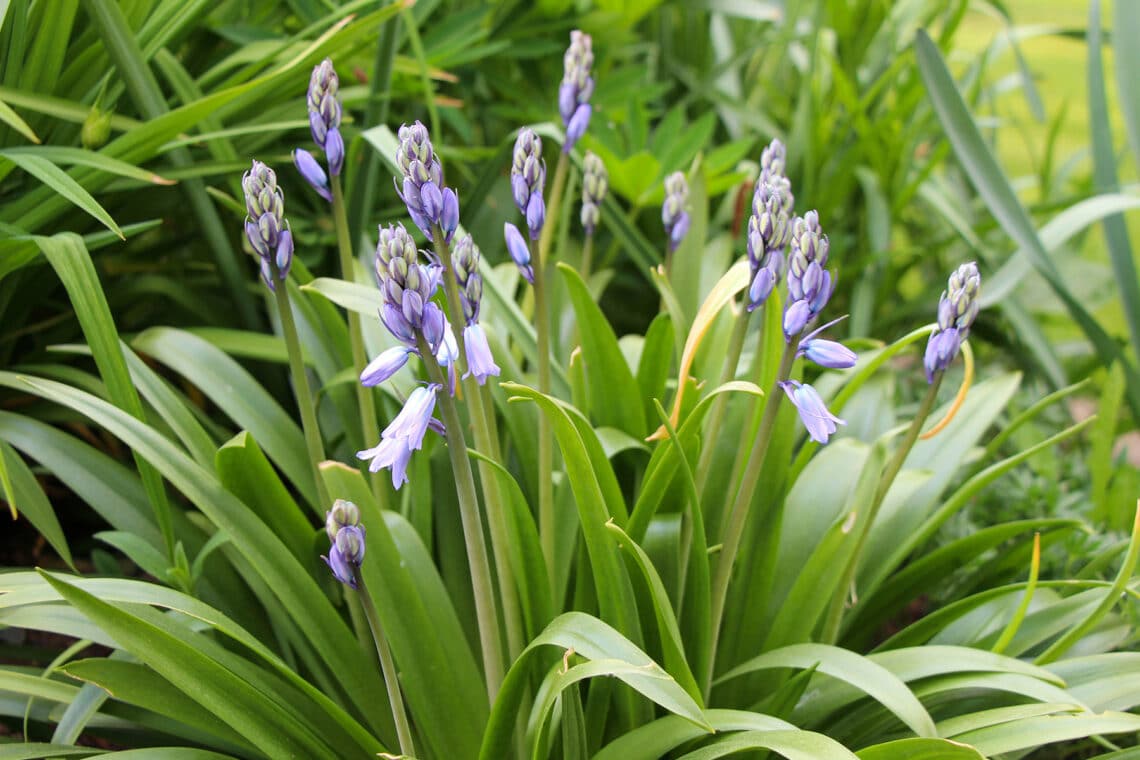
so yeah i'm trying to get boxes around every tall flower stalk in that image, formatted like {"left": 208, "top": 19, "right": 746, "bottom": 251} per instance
{"left": 242, "top": 160, "right": 330, "bottom": 509}
{"left": 507, "top": 128, "right": 557, "bottom": 590}
{"left": 294, "top": 58, "right": 385, "bottom": 501}
{"left": 322, "top": 500, "right": 415, "bottom": 756}
{"left": 821, "top": 262, "right": 982, "bottom": 642}
{"left": 705, "top": 204, "right": 849, "bottom": 692}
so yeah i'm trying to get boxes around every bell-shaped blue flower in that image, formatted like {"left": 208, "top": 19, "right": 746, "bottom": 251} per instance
{"left": 780, "top": 380, "right": 845, "bottom": 444}
{"left": 463, "top": 323, "right": 500, "bottom": 385}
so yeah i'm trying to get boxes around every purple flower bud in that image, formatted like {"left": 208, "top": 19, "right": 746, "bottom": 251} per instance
{"left": 504, "top": 222, "right": 534, "bottom": 284}
{"left": 581, "top": 151, "right": 607, "bottom": 235}
{"left": 565, "top": 104, "right": 591, "bottom": 152}
{"left": 380, "top": 303, "right": 416, "bottom": 345}
{"left": 662, "top": 172, "right": 690, "bottom": 252}
{"left": 421, "top": 303, "right": 446, "bottom": 353}
{"left": 241, "top": 160, "right": 293, "bottom": 290}
{"left": 440, "top": 188, "right": 459, "bottom": 241}
{"left": 322, "top": 521, "right": 366, "bottom": 589}
{"left": 526, "top": 193, "right": 546, "bottom": 240}
{"left": 360, "top": 346, "right": 412, "bottom": 386}
{"left": 780, "top": 380, "right": 845, "bottom": 444}
{"left": 924, "top": 326, "right": 962, "bottom": 383}
{"left": 292, "top": 149, "right": 332, "bottom": 202}
{"left": 325, "top": 127, "right": 344, "bottom": 177}
{"left": 307, "top": 59, "right": 342, "bottom": 152}
{"left": 923, "top": 263, "right": 981, "bottom": 383}
{"left": 463, "top": 323, "right": 500, "bottom": 384}
{"left": 325, "top": 499, "right": 361, "bottom": 543}
{"left": 275, "top": 230, "right": 293, "bottom": 278}
{"left": 798, "top": 338, "right": 856, "bottom": 369}
{"left": 747, "top": 266, "right": 777, "bottom": 312}
{"left": 323, "top": 542, "right": 358, "bottom": 588}
{"left": 420, "top": 181, "right": 443, "bottom": 222}
{"left": 784, "top": 299, "right": 812, "bottom": 338}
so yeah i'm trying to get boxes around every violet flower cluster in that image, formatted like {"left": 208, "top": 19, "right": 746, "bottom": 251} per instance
{"left": 505, "top": 128, "right": 546, "bottom": 282}
{"left": 559, "top": 30, "right": 594, "bottom": 152}
{"left": 395, "top": 121, "right": 459, "bottom": 242}
{"left": 580, "top": 151, "right": 607, "bottom": 236}
{"left": 293, "top": 58, "right": 344, "bottom": 202}
{"left": 241, "top": 160, "right": 294, "bottom": 290}
{"left": 924, "top": 262, "right": 981, "bottom": 382}
{"left": 356, "top": 222, "right": 448, "bottom": 489}
{"left": 662, "top": 171, "right": 691, "bottom": 252}
{"left": 323, "top": 499, "right": 365, "bottom": 589}
{"left": 451, "top": 234, "right": 501, "bottom": 385}
{"left": 747, "top": 139, "right": 794, "bottom": 311}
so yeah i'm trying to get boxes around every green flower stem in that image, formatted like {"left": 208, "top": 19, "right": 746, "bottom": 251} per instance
{"left": 331, "top": 177, "right": 384, "bottom": 505}
{"left": 531, "top": 236, "right": 556, "bottom": 597}
{"left": 415, "top": 331, "right": 504, "bottom": 699}
{"left": 271, "top": 274, "right": 331, "bottom": 509}
{"left": 580, "top": 233, "right": 595, "bottom": 280}
{"left": 694, "top": 303, "right": 752, "bottom": 494}
{"left": 705, "top": 341, "right": 797, "bottom": 693}
{"left": 430, "top": 226, "right": 525, "bottom": 660}
{"left": 820, "top": 374, "right": 944, "bottom": 644}
{"left": 354, "top": 573, "right": 416, "bottom": 757}
{"left": 538, "top": 151, "right": 570, "bottom": 263}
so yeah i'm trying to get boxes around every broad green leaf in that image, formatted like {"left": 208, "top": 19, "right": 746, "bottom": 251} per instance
{"left": 855, "top": 738, "right": 984, "bottom": 760}
{"left": 0, "top": 440, "right": 72, "bottom": 568}
{"left": 0, "top": 375, "right": 389, "bottom": 726}
{"left": 480, "top": 612, "right": 711, "bottom": 759}
{"left": 40, "top": 573, "right": 340, "bottom": 758}
{"left": 594, "top": 709, "right": 795, "bottom": 760}
{"left": 2, "top": 154, "right": 123, "bottom": 237}
{"left": 59, "top": 658, "right": 254, "bottom": 751}
{"left": 0, "top": 745, "right": 98, "bottom": 759}
{"left": 132, "top": 327, "right": 318, "bottom": 508}
{"left": 936, "top": 703, "right": 1084, "bottom": 738}
{"left": 677, "top": 729, "right": 858, "bottom": 760}
{"left": 559, "top": 263, "right": 645, "bottom": 437}
{"left": 607, "top": 521, "right": 702, "bottom": 703}
{"left": 0, "top": 97, "right": 39, "bottom": 143}
{"left": 952, "top": 712, "right": 1140, "bottom": 756}
{"left": 1, "top": 146, "right": 174, "bottom": 185}
{"left": 35, "top": 233, "right": 172, "bottom": 554}
{"left": 503, "top": 383, "right": 642, "bottom": 643}
{"left": 717, "top": 643, "right": 937, "bottom": 737}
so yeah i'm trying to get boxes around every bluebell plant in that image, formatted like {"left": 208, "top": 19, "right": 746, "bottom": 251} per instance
{"left": 925, "top": 261, "right": 981, "bottom": 382}
{"left": 322, "top": 499, "right": 366, "bottom": 589}
{"left": 511, "top": 127, "right": 546, "bottom": 240}
{"left": 559, "top": 30, "right": 594, "bottom": 153}
{"left": 241, "top": 160, "right": 294, "bottom": 290}
{"left": 662, "top": 171, "right": 691, "bottom": 252}
{"left": 395, "top": 120, "right": 459, "bottom": 242}
{"left": 292, "top": 58, "right": 344, "bottom": 201}
{"left": 580, "top": 151, "right": 607, "bottom": 237}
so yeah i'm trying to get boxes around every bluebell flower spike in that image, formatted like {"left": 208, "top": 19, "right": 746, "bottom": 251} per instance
{"left": 581, "top": 152, "right": 607, "bottom": 235}
{"left": 241, "top": 160, "right": 293, "bottom": 290}
{"left": 662, "top": 172, "right": 690, "bottom": 252}
{"left": 924, "top": 262, "right": 980, "bottom": 382}
{"left": 511, "top": 129, "right": 546, "bottom": 239}
{"left": 322, "top": 500, "right": 365, "bottom": 588}
{"left": 559, "top": 30, "right": 594, "bottom": 152}
{"left": 783, "top": 210, "right": 832, "bottom": 340}
{"left": 306, "top": 58, "right": 344, "bottom": 177}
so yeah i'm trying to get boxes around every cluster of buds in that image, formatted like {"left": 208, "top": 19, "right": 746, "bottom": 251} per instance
{"left": 241, "top": 160, "right": 294, "bottom": 290}
{"left": 293, "top": 59, "right": 345, "bottom": 202}
{"left": 511, "top": 129, "right": 546, "bottom": 240}
{"left": 323, "top": 500, "right": 366, "bottom": 588}
{"left": 662, "top": 172, "right": 691, "bottom": 252}
{"left": 580, "top": 151, "right": 607, "bottom": 236}
{"left": 747, "top": 139, "right": 795, "bottom": 311}
{"left": 925, "top": 262, "right": 981, "bottom": 382}
{"left": 559, "top": 30, "right": 594, "bottom": 151}
{"left": 783, "top": 210, "right": 833, "bottom": 339}
{"left": 395, "top": 121, "right": 459, "bottom": 242}
{"left": 451, "top": 235, "right": 500, "bottom": 385}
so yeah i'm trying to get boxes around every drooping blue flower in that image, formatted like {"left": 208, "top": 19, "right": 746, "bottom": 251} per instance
{"left": 292, "top": 148, "right": 332, "bottom": 202}
{"left": 360, "top": 346, "right": 412, "bottom": 386}
{"left": 511, "top": 129, "right": 546, "bottom": 239}
{"left": 241, "top": 160, "right": 294, "bottom": 290}
{"left": 581, "top": 151, "right": 607, "bottom": 236}
{"left": 780, "top": 380, "right": 845, "bottom": 444}
{"left": 463, "top": 323, "right": 500, "bottom": 385}
{"left": 504, "top": 222, "right": 534, "bottom": 284}
{"left": 307, "top": 58, "right": 344, "bottom": 176}
{"left": 662, "top": 172, "right": 690, "bottom": 252}
{"left": 357, "top": 383, "right": 443, "bottom": 489}
{"left": 559, "top": 30, "right": 594, "bottom": 152}
{"left": 924, "top": 262, "right": 981, "bottom": 382}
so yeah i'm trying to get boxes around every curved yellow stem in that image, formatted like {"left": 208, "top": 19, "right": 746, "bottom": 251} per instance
{"left": 920, "top": 340, "right": 974, "bottom": 440}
